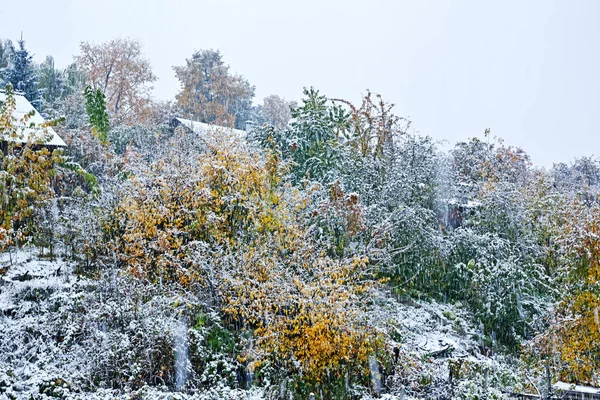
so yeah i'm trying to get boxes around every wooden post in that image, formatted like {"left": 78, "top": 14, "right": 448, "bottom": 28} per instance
{"left": 545, "top": 357, "right": 552, "bottom": 400}
{"left": 483, "top": 367, "right": 488, "bottom": 390}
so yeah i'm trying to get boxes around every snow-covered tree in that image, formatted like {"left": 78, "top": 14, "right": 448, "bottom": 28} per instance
{"left": 1, "top": 39, "right": 42, "bottom": 109}
{"left": 111, "top": 126, "right": 383, "bottom": 397}
{"left": 38, "top": 55, "right": 67, "bottom": 108}
{"left": 255, "top": 94, "right": 296, "bottom": 130}
{"left": 174, "top": 49, "right": 255, "bottom": 130}
{"left": 76, "top": 38, "right": 156, "bottom": 124}
{"left": 0, "top": 84, "right": 62, "bottom": 250}
{"left": 0, "top": 39, "right": 15, "bottom": 85}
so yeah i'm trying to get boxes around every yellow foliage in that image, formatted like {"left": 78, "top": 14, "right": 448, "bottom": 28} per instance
{"left": 0, "top": 87, "right": 62, "bottom": 250}
{"left": 534, "top": 200, "right": 600, "bottom": 385}
{"left": 115, "top": 129, "right": 382, "bottom": 384}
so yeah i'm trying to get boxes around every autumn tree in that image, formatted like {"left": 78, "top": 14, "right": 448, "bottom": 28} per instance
{"left": 451, "top": 132, "right": 531, "bottom": 199}
{"left": 532, "top": 198, "right": 600, "bottom": 385}
{"left": 75, "top": 38, "right": 156, "bottom": 124}
{"left": 256, "top": 94, "right": 296, "bottom": 130}
{"left": 113, "top": 127, "right": 382, "bottom": 396}
{"left": 173, "top": 49, "right": 255, "bottom": 129}
{"left": 0, "top": 84, "right": 62, "bottom": 251}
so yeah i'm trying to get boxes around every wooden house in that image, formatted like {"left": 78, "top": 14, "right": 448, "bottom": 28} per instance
{"left": 553, "top": 381, "right": 600, "bottom": 400}
{"left": 0, "top": 90, "right": 66, "bottom": 151}
{"left": 170, "top": 117, "right": 247, "bottom": 138}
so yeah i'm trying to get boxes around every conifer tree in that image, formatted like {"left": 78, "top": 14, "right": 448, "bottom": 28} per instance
{"left": 1, "top": 39, "right": 42, "bottom": 109}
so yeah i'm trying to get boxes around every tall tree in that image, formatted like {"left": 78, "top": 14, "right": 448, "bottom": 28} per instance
{"left": 256, "top": 94, "right": 296, "bottom": 130}
{"left": 63, "top": 62, "right": 87, "bottom": 94}
{"left": 0, "top": 39, "right": 15, "bottom": 79}
{"left": 75, "top": 38, "right": 156, "bottom": 124}
{"left": 534, "top": 199, "right": 600, "bottom": 384}
{"left": 252, "top": 87, "right": 347, "bottom": 184}
{"left": 1, "top": 39, "right": 42, "bottom": 109}
{"left": 173, "top": 49, "right": 255, "bottom": 129}
{"left": 38, "top": 58, "right": 86, "bottom": 112}
{"left": 38, "top": 56, "right": 65, "bottom": 107}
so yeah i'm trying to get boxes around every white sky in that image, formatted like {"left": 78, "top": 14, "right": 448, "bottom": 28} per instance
{"left": 2, "top": 0, "right": 599, "bottom": 166}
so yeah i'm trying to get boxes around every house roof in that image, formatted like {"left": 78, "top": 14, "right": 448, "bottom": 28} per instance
{"left": 445, "top": 198, "right": 482, "bottom": 208}
{"left": 173, "top": 117, "right": 246, "bottom": 138}
{"left": 0, "top": 90, "right": 66, "bottom": 147}
{"left": 554, "top": 381, "right": 600, "bottom": 396}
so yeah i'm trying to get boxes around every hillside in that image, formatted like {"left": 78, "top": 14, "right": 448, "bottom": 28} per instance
{"left": 0, "top": 249, "right": 523, "bottom": 399}
{"left": 0, "top": 36, "right": 599, "bottom": 400}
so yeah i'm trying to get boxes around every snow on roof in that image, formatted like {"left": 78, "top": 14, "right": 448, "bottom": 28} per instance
{"left": 554, "top": 381, "right": 600, "bottom": 394}
{"left": 0, "top": 90, "right": 66, "bottom": 147}
{"left": 174, "top": 117, "right": 246, "bottom": 138}
{"left": 446, "top": 198, "right": 482, "bottom": 208}
{"left": 465, "top": 200, "right": 482, "bottom": 208}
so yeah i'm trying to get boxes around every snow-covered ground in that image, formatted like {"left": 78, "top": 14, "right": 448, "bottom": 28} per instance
{"left": 1, "top": 251, "right": 82, "bottom": 399}
{"left": 0, "top": 250, "right": 520, "bottom": 399}
{"left": 366, "top": 291, "right": 519, "bottom": 399}
{"left": 0, "top": 250, "right": 268, "bottom": 399}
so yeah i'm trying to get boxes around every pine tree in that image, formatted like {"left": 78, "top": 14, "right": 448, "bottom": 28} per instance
{"left": 1, "top": 39, "right": 42, "bottom": 110}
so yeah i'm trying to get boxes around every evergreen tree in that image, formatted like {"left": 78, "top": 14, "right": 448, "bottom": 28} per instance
{"left": 1, "top": 39, "right": 42, "bottom": 109}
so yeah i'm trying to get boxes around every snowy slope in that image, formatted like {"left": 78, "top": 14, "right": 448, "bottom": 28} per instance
{"left": 0, "top": 251, "right": 520, "bottom": 399}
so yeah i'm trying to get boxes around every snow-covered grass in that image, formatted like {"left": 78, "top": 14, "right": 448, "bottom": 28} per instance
{"left": 0, "top": 249, "right": 524, "bottom": 399}
{"left": 367, "top": 289, "right": 521, "bottom": 399}
{"left": 1, "top": 249, "right": 178, "bottom": 399}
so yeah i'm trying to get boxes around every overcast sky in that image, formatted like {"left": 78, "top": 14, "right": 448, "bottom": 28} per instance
{"left": 2, "top": 0, "right": 599, "bottom": 166}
